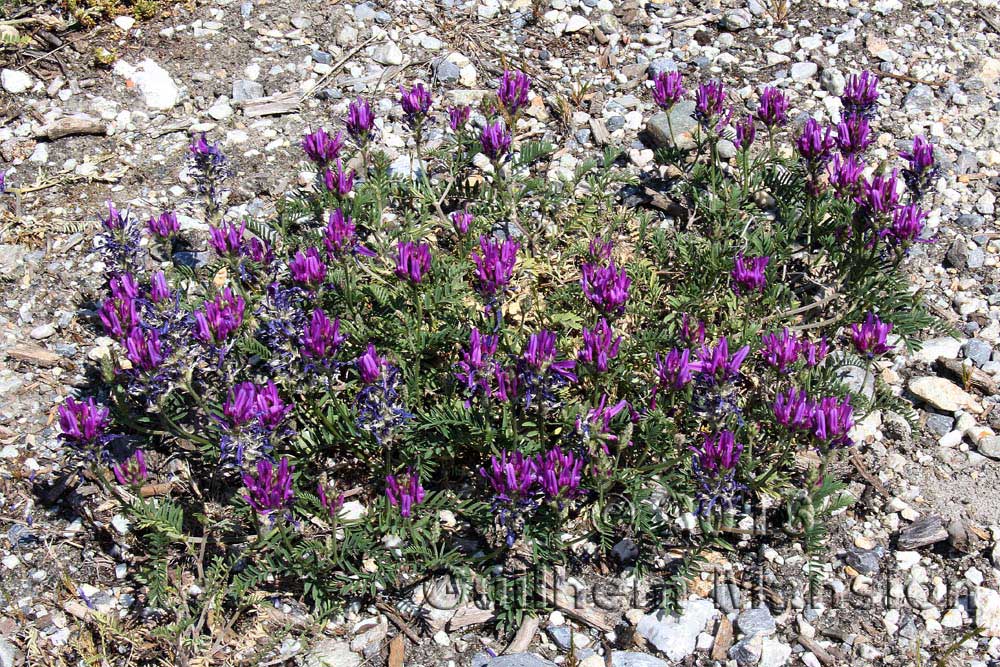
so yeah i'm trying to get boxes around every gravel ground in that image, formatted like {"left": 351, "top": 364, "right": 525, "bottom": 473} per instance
{"left": 2, "top": 0, "right": 1000, "bottom": 665}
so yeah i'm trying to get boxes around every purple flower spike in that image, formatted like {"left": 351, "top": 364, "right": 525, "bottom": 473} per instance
{"left": 357, "top": 343, "right": 384, "bottom": 384}
{"left": 289, "top": 247, "right": 328, "bottom": 288}
{"left": 324, "top": 209, "right": 375, "bottom": 259}
{"left": 147, "top": 211, "right": 179, "bottom": 238}
{"left": 535, "top": 446, "right": 584, "bottom": 500}
{"left": 581, "top": 261, "right": 631, "bottom": 315}
{"left": 247, "top": 238, "right": 274, "bottom": 265}
{"left": 113, "top": 449, "right": 148, "bottom": 486}
{"left": 497, "top": 69, "right": 531, "bottom": 116}
{"left": 255, "top": 380, "right": 290, "bottom": 430}
{"left": 901, "top": 135, "right": 937, "bottom": 198}
{"left": 828, "top": 154, "right": 866, "bottom": 199}
{"left": 100, "top": 201, "right": 126, "bottom": 231}
{"left": 394, "top": 241, "right": 432, "bottom": 284}
{"left": 400, "top": 83, "right": 433, "bottom": 123}
{"left": 651, "top": 70, "right": 685, "bottom": 109}
{"left": 209, "top": 219, "right": 246, "bottom": 256}
{"left": 242, "top": 457, "right": 295, "bottom": 517}
{"left": 99, "top": 277, "right": 139, "bottom": 339}
{"left": 301, "top": 127, "right": 345, "bottom": 165}
{"left": 855, "top": 169, "right": 901, "bottom": 218}
{"left": 523, "top": 330, "right": 577, "bottom": 384}
{"left": 480, "top": 121, "right": 512, "bottom": 160}
{"left": 124, "top": 326, "right": 164, "bottom": 371}
{"left": 224, "top": 382, "right": 258, "bottom": 429}
{"left": 694, "top": 80, "right": 726, "bottom": 127}
{"left": 448, "top": 105, "right": 471, "bottom": 131}
{"left": 796, "top": 118, "right": 835, "bottom": 163}
{"left": 455, "top": 327, "right": 499, "bottom": 401}
{"left": 346, "top": 97, "right": 376, "bottom": 143}
{"left": 451, "top": 210, "right": 473, "bottom": 235}
{"left": 849, "top": 312, "right": 893, "bottom": 357}
{"left": 695, "top": 431, "right": 743, "bottom": 474}
{"left": 480, "top": 450, "right": 537, "bottom": 502}
{"left": 193, "top": 287, "right": 245, "bottom": 345}
{"left": 801, "top": 337, "right": 829, "bottom": 367}
{"left": 760, "top": 328, "right": 801, "bottom": 373}
{"left": 317, "top": 483, "right": 345, "bottom": 519}
{"left": 835, "top": 115, "right": 873, "bottom": 155}
{"left": 302, "top": 309, "right": 346, "bottom": 360}
{"left": 59, "top": 397, "right": 110, "bottom": 447}
{"left": 773, "top": 387, "right": 815, "bottom": 431}
{"left": 149, "top": 271, "right": 171, "bottom": 303}
{"left": 841, "top": 71, "right": 879, "bottom": 118}
{"left": 756, "top": 87, "right": 789, "bottom": 128}
{"left": 813, "top": 396, "right": 855, "bottom": 448}
{"left": 735, "top": 114, "right": 756, "bottom": 151}
{"left": 324, "top": 159, "right": 356, "bottom": 197}
{"left": 472, "top": 235, "right": 519, "bottom": 297}
{"left": 884, "top": 204, "right": 929, "bottom": 247}
{"left": 578, "top": 318, "right": 622, "bottom": 373}
{"left": 385, "top": 468, "right": 425, "bottom": 517}
{"left": 731, "top": 253, "right": 769, "bottom": 295}
{"left": 651, "top": 348, "right": 697, "bottom": 408}
{"left": 696, "top": 337, "right": 750, "bottom": 384}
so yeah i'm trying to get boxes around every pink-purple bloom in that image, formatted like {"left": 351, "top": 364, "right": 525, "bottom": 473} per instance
{"left": 323, "top": 159, "right": 355, "bottom": 196}
{"left": 346, "top": 97, "right": 376, "bottom": 143}
{"left": 317, "top": 483, "right": 345, "bottom": 518}
{"left": 149, "top": 271, "right": 171, "bottom": 303}
{"left": 695, "top": 337, "right": 750, "bottom": 384}
{"left": 694, "top": 80, "right": 726, "bottom": 127}
{"left": 357, "top": 343, "right": 384, "bottom": 384}
{"left": 324, "top": 209, "right": 375, "bottom": 259}
{"left": 773, "top": 389, "right": 855, "bottom": 448}
{"left": 471, "top": 236, "right": 519, "bottom": 297}
{"left": 884, "top": 204, "right": 929, "bottom": 247}
{"left": 455, "top": 327, "right": 499, "bottom": 401}
{"left": 651, "top": 71, "right": 685, "bottom": 109}
{"left": 841, "top": 71, "right": 879, "bottom": 118}
{"left": 301, "top": 127, "right": 344, "bottom": 165}
{"left": 581, "top": 261, "right": 631, "bottom": 314}
{"left": 578, "top": 318, "right": 621, "bottom": 373}
{"left": 828, "top": 154, "right": 866, "bottom": 199}
{"left": 651, "top": 348, "right": 697, "bottom": 407}
{"left": 193, "top": 287, "right": 245, "bottom": 345}
{"left": 242, "top": 457, "right": 295, "bottom": 516}
{"left": 100, "top": 201, "right": 126, "bottom": 231}
{"left": 731, "top": 253, "right": 769, "bottom": 295}
{"left": 756, "top": 87, "right": 789, "bottom": 128}
{"left": 301, "top": 309, "right": 346, "bottom": 359}
{"left": 694, "top": 430, "right": 743, "bottom": 474}
{"left": 58, "top": 396, "right": 110, "bottom": 447}
{"left": 523, "top": 330, "right": 577, "bottom": 381}
{"left": 400, "top": 83, "right": 433, "bottom": 122}
{"left": 124, "top": 326, "right": 164, "bottom": 371}
{"left": 835, "top": 115, "right": 873, "bottom": 155}
{"left": 113, "top": 449, "right": 148, "bottom": 486}
{"left": 289, "top": 247, "right": 328, "bottom": 287}
{"left": 901, "top": 135, "right": 937, "bottom": 197}
{"left": 735, "top": 114, "right": 756, "bottom": 150}
{"left": 448, "top": 105, "right": 471, "bottom": 131}
{"left": 385, "top": 468, "right": 425, "bottom": 517}
{"left": 209, "top": 219, "right": 246, "bottom": 256}
{"left": 255, "top": 380, "right": 291, "bottom": 430}
{"left": 147, "top": 211, "right": 179, "bottom": 238}
{"left": 497, "top": 70, "right": 531, "bottom": 115}
{"left": 480, "top": 121, "right": 512, "bottom": 160}
{"left": 760, "top": 327, "right": 801, "bottom": 373}
{"left": 394, "top": 241, "right": 432, "bottom": 284}
{"left": 854, "top": 169, "right": 901, "bottom": 218}
{"left": 451, "top": 210, "right": 473, "bottom": 235}
{"left": 849, "top": 312, "right": 893, "bottom": 357}
{"left": 796, "top": 118, "right": 835, "bottom": 163}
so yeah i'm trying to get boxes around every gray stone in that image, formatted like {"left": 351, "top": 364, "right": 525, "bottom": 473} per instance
{"left": 882, "top": 411, "right": 912, "bottom": 442}
{"left": 717, "top": 139, "right": 737, "bottom": 160}
{"left": 30, "top": 323, "right": 56, "bottom": 340}
{"left": 610, "top": 653, "right": 668, "bottom": 667}
{"left": 484, "top": 655, "right": 557, "bottom": 667}
{"left": 820, "top": 68, "right": 846, "bottom": 96}
{"left": 790, "top": 62, "right": 818, "bottom": 81}
{"left": 720, "top": 9, "right": 752, "bottom": 30}
{"left": 759, "top": 637, "right": 792, "bottom": 667}
{"left": 647, "top": 58, "right": 677, "bottom": 78}
{"left": 903, "top": 84, "right": 935, "bottom": 111}
{"left": 963, "top": 340, "right": 993, "bottom": 367}
{"left": 353, "top": 3, "right": 376, "bottom": 20}
{"left": 435, "top": 59, "right": 461, "bottom": 84}
{"left": 736, "top": 606, "right": 776, "bottom": 637}
{"left": 845, "top": 547, "right": 881, "bottom": 575}
{"left": 913, "top": 337, "right": 964, "bottom": 363}
{"left": 612, "top": 537, "right": 639, "bottom": 564}
{"left": 835, "top": 365, "right": 875, "bottom": 400}
{"left": 302, "top": 639, "right": 360, "bottom": 667}
{"left": 372, "top": 42, "right": 404, "bottom": 66}
{"left": 979, "top": 435, "right": 1000, "bottom": 459}
{"left": 0, "top": 639, "right": 20, "bottom": 667}
{"left": 729, "top": 634, "right": 764, "bottom": 664}
{"left": 388, "top": 155, "right": 425, "bottom": 180}
{"left": 956, "top": 213, "right": 984, "bottom": 229}
{"left": 645, "top": 100, "right": 697, "bottom": 150}
{"left": 546, "top": 625, "right": 571, "bottom": 650}
{"left": 173, "top": 251, "right": 211, "bottom": 270}
{"left": 714, "top": 582, "right": 736, "bottom": 613}
{"left": 636, "top": 599, "right": 718, "bottom": 662}
{"left": 232, "top": 79, "right": 264, "bottom": 102}
{"left": 312, "top": 50, "right": 332, "bottom": 65}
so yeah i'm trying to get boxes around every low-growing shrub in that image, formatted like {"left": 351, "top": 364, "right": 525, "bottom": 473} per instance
{"left": 59, "top": 66, "right": 938, "bottom": 641}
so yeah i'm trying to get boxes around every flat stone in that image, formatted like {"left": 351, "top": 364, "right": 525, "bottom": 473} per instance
{"left": 913, "top": 337, "right": 964, "bottom": 363}
{"left": 729, "top": 634, "right": 763, "bottom": 664}
{"left": 835, "top": 365, "right": 875, "bottom": 399}
{"left": 113, "top": 59, "right": 179, "bottom": 110}
{"left": 963, "top": 339, "right": 993, "bottom": 367}
{"left": 302, "top": 640, "right": 359, "bottom": 667}
{"left": 373, "top": 41, "right": 404, "bottom": 65}
{"left": 790, "top": 62, "right": 818, "bottom": 81}
{"left": 484, "top": 655, "right": 557, "bottom": 667}
{"left": 736, "top": 606, "right": 776, "bottom": 637}
{"left": 979, "top": 435, "right": 1000, "bottom": 459}
{"left": 29, "top": 324, "right": 56, "bottom": 340}
{"left": 232, "top": 79, "right": 265, "bottom": 102}
{"left": 845, "top": 547, "right": 881, "bottom": 575}
{"left": 908, "top": 376, "right": 975, "bottom": 412}
{"left": 565, "top": 15, "right": 591, "bottom": 33}
{"left": 8, "top": 344, "right": 60, "bottom": 367}
{"left": 898, "top": 515, "right": 948, "bottom": 550}
{"left": 645, "top": 100, "right": 697, "bottom": 150}
{"left": 610, "top": 653, "right": 668, "bottom": 667}
{"left": 760, "top": 638, "right": 792, "bottom": 667}
{"left": 636, "top": 600, "right": 718, "bottom": 662}
{"left": 903, "top": 84, "right": 935, "bottom": 112}
{"left": 720, "top": 9, "right": 752, "bottom": 30}
{"left": 546, "top": 625, "right": 571, "bottom": 650}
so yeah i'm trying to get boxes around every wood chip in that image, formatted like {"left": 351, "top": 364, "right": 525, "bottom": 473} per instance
{"left": 589, "top": 117, "right": 611, "bottom": 145}
{"left": 797, "top": 633, "right": 836, "bottom": 666}
{"left": 7, "top": 344, "right": 60, "bottom": 367}
{"left": 711, "top": 615, "right": 733, "bottom": 661}
{"left": 447, "top": 605, "right": 495, "bottom": 630}
{"left": 37, "top": 115, "right": 107, "bottom": 140}
{"left": 388, "top": 634, "right": 404, "bottom": 667}
{"left": 240, "top": 91, "right": 301, "bottom": 118}
{"left": 935, "top": 356, "right": 998, "bottom": 395}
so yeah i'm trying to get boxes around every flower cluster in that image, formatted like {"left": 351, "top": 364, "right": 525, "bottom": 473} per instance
{"left": 731, "top": 253, "right": 769, "bottom": 295}
{"left": 760, "top": 328, "right": 829, "bottom": 372}
{"left": 691, "top": 430, "right": 745, "bottom": 515}
{"left": 243, "top": 457, "right": 295, "bottom": 518}
{"left": 774, "top": 389, "right": 855, "bottom": 449}
{"left": 581, "top": 258, "right": 631, "bottom": 315}
{"left": 386, "top": 468, "right": 426, "bottom": 517}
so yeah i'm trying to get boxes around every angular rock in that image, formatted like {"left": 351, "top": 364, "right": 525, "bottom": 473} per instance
{"left": 483, "top": 655, "right": 556, "bottom": 667}
{"left": 903, "top": 84, "right": 934, "bottom": 111}
{"left": 565, "top": 15, "right": 591, "bottom": 33}
{"left": 975, "top": 587, "right": 1000, "bottom": 637}
{"left": 898, "top": 515, "right": 948, "bottom": 550}
{"left": 8, "top": 344, "right": 60, "bottom": 367}
{"left": 610, "top": 653, "right": 668, "bottom": 667}
{"left": 845, "top": 547, "right": 881, "bottom": 575}
{"left": 302, "top": 639, "right": 360, "bottom": 667}
{"left": 636, "top": 599, "right": 718, "bottom": 662}
{"left": 979, "top": 435, "right": 1000, "bottom": 459}
{"left": 1, "top": 68, "right": 32, "bottom": 94}
{"left": 790, "top": 62, "right": 818, "bottom": 81}
{"left": 113, "top": 59, "right": 179, "bottom": 110}
{"left": 736, "top": 607, "right": 776, "bottom": 637}
{"left": 729, "top": 634, "right": 763, "bottom": 664}
{"left": 907, "top": 376, "right": 975, "bottom": 412}
{"left": 645, "top": 100, "right": 697, "bottom": 150}
{"left": 759, "top": 638, "right": 792, "bottom": 667}
{"left": 373, "top": 41, "right": 404, "bottom": 66}
{"left": 720, "top": 9, "right": 752, "bottom": 30}
{"left": 232, "top": 79, "right": 265, "bottom": 102}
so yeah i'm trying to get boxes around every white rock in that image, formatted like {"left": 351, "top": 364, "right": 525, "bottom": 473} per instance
{"left": 760, "top": 637, "right": 792, "bottom": 667}
{"left": 1, "top": 69, "right": 32, "bottom": 94}
{"left": 372, "top": 42, "right": 404, "bottom": 66}
{"left": 636, "top": 600, "right": 718, "bottom": 662}
{"left": 113, "top": 59, "right": 180, "bottom": 110}
{"left": 976, "top": 587, "right": 1000, "bottom": 637}
{"left": 114, "top": 15, "right": 136, "bottom": 30}
{"left": 912, "top": 337, "right": 964, "bottom": 363}
{"left": 565, "top": 15, "right": 591, "bottom": 33}
{"left": 908, "top": 376, "right": 976, "bottom": 412}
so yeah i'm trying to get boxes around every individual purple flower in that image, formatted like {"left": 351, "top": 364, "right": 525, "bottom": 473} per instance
{"left": 849, "top": 312, "right": 893, "bottom": 357}
{"left": 828, "top": 153, "right": 866, "bottom": 199}
{"left": 841, "top": 71, "right": 879, "bottom": 118}
{"left": 680, "top": 313, "right": 706, "bottom": 346}
{"left": 193, "top": 287, "right": 245, "bottom": 345}
{"left": 577, "top": 394, "right": 631, "bottom": 455}
{"left": 255, "top": 380, "right": 291, "bottom": 430}
{"left": 301, "top": 127, "right": 344, "bottom": 165}
{"left": 224, "top": 381, "right": 259, "bottom": 429}
{"left": 580, "top": 261, "right": 631, "bottom": 314}
{"left": 901, "top": 135, "right": 937, "bottom": 198}
{"left": 346, "top": 97, "right": 376, "bottom": 143}
{"left": 451, "top": 210, "right": 473, "bottom": 235}
{"left": 796, "top": 118, "right": 835, "bottom": 163}
{"left": 497, "top": 70, "right": 531, "bottom": 116}
{"left": 801, "top": 337, "right": 829, "bottom": 367}
{"left": 385, "top": 468, "right": 425, "bottom": 517}
{"left": 735, "top": 114, "right": 756, "bottom": 151}
{"left": 113, "top": 450, "right": 148, "bottom": 486}
{"left": 400, "top": 83, "right": 433, "bottom": 123}
{"left": 480, "top": 121, "right": 512, "bottom": 160}
{"left": 651, "top": 348, "right": 697, "bottom": 408}
{"left": 523, "top": 331, "right": 574, "bottom": 378}
{"left": 694, "top": 430, "right": 743, "bottom": 474}
{"left": 535, "top": 446, "right": 584, "bottom": 500}
{"left": 242, "top": 457, "right": 295, "bottom": 517}
{"left": 99, "top": 283, "right": 139, "bottom": 339}
{"left": 58, "top": 397, "right": 110, "bottom": 447}
{"left": 756, "top": 87, "right": 789, "bottom": 128}
{"left": 695, "top": 337, "right": 750, "bottom": 384}
{"left": 812, "top": 396, "right": 854, "bottom": 448}
{"left": 247, "top": 237, "right": 275, "bottom": 265}
{"left": 323, "top": 159, "right": 355, "bottom": 196}
{"left": 301, "top": 309, "right": 346, "bottom": 359}
{"left": 124, "top": 326, "right": 164, "bottom": 371}
{"left": 651, "top": 71, "right": 685, "bottom": 109}
{"left": 100, "top": 201, "right": 126, "bottom": 231}
{"left": 149, "top": 271, "right": 171, "bottom": 303}
{"left": 324, "top": 209, "right": 375, "bottom": 259}
{"left": 493, "top": 365, "right": 520, "bottom": 403}
{"left": 694, "top": 80, "right": 726, "bottom": 127}
{"left": 773, "top": 387, "right": 814, "bottom": 431}
{"left": 448, "top": 105, "right": 472, "bottom": 132}
{"left": 289, "top": 247, "right": 327, "bottom": 288}
{"left": 147, "top": 211, "right": 179, "bottom": 238}
{"left": 480, "top": 450, "right": 537, "bottom": 502}
{"left": 731, "top": 253, "right": 769, "bottom": 295}
{"left": 760, "top": 328, "right": 801, "bottom": 373}
{"left": 394, "top": 241, "right": 432, "bottom": 284}
{"left": 357, "top": 343, "right": 384, "bottom": 384}
{"left": 317, "top": 482, "right": 345, "bottom": 519}
{"left": 835, "top": 115, "right": 873, "bottom": 155}
{"left": 884, "top": 204, "right": 929, "bottom": 247}
{"left": 854, "top": 169, "right": 901, "bottom": 218}
{"left": 455, "top": 328, "right": 499, "bottom": 402}
{"left": 520, "top": 331, "right": 578, "bottom": 407}
{"left": 578, "top": 318, "right": 621, "bottom": 373}
{"left": 471, "top": 236, "right": 519, "bottom": 297}
{"left": 209, "top": 219, "right": 246, "bottom": 256}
